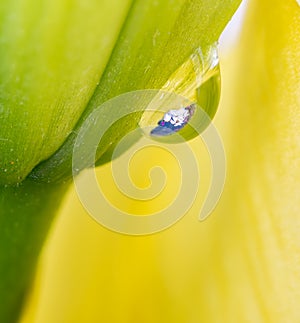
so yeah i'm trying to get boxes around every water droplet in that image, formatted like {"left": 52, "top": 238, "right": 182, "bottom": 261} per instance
{"left": 139, "top": 43, "right": 221, "bottom": 139}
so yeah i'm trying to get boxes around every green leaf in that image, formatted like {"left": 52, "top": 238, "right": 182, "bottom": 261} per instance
{"left": 0, "top": 179, "right": 68, "bottom": 323}
{"left": 0, "top": 0, "right": 132, "bottom": 185}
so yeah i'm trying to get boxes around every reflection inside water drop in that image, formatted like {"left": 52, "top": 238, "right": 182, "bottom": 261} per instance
{"left": 150, "top": 104, "right": 195, "bottom": 136}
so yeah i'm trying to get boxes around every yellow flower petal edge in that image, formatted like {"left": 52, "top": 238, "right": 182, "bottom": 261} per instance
{"left": 20, "top": 0, "right": 300, "bottom": 322}
{"left": 213, "top": 0, "right": 300, "bottom": 320}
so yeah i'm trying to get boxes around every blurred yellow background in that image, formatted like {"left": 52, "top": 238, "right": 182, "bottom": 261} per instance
{"left": 21, "top": 0, "right": 300, "bottom": 322}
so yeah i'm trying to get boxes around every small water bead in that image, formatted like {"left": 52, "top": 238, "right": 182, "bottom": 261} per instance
{"left": 141, "top": 43, "right": 221, "bottom": 139}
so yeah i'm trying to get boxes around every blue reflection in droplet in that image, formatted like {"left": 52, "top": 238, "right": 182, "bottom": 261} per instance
{"left": 150, "top": 104, "right": 195, "bottom": 136}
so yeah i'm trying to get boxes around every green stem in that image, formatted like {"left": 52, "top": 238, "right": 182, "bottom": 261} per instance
{"left": 0, "top": 178, "right": 69, "bottom": 323}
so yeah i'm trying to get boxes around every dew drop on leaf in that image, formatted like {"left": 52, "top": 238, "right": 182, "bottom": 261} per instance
{"left": 139, "top": 43, "right": 221, "bottom": 139}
